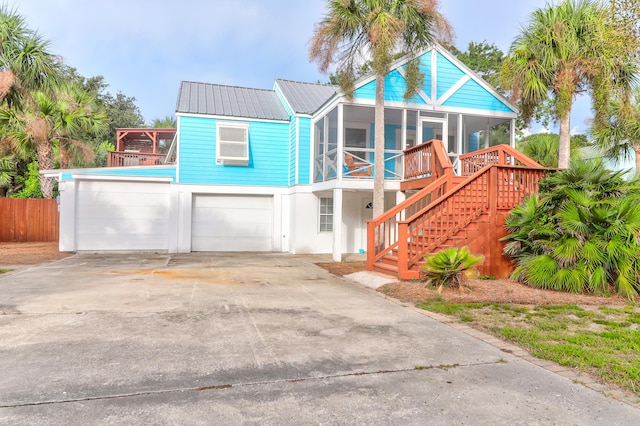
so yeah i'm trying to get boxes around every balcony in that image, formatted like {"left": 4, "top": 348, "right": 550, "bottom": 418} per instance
{"left": 107, "top": 128, "right": 176, "bottom": 167}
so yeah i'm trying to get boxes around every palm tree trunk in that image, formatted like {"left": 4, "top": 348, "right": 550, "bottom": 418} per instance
{"left": 36, "top": 140, "right": 55, "bottom": 199}
{"left": 558, "top": 112, "right": 571, "bottom": 169}
{"left": 634, "top": 144, "right": 640, "bottom": 175}
{"left": 373, "top": 73, "right": 385, "bottom": 219}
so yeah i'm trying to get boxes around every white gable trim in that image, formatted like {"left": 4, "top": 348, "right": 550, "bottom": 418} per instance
{"left": 395, "top": 66, "right": 431, "bottom": 104}
{"left": 273, "top": 81, "right": 296, "bottom": 116}
{"left": 437, "top": 75, "right": 471, "bottom": 105}
{"left": 433, "top": 44, "right": 518, "bottom": 113}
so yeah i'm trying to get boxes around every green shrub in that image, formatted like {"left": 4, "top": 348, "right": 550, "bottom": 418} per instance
{"left": 503, "top": 159, "right": 640, "bottom": 300}
{"left": 421, "top": 246, "right": 484, "bottom": 292}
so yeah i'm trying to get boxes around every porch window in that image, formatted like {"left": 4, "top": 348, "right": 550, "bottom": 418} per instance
{"left": 216, "top": 122, "right": 249, "bottom": 165}
{"left": 319, "top": 197, "right": 333, "bottom": 232}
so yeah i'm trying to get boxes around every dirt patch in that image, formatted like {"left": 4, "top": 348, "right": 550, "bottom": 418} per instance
{"left": 0, "top": 242, "right": 70, "bottom": 266}
{"left": 317, "top": 261, "right": 628, "bottom": 306}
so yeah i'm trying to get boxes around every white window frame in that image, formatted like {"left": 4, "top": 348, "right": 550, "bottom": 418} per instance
{"left": 216, "top": 121, "right": 249, "bottom": 166}
{"left": 319, "top": 197, "right": 333, "bottom": 232}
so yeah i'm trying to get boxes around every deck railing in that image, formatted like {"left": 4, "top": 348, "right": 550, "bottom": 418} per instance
{"left": 459, "top": 144, "right": 542, "bottom": 176}
{"left": 396, "top": 165, "right": 548, "bottom": 274}
{"left": 107, "top": 151, "right": 175, "bottom": 167}
{"left": 403, "top": 139, "right": 452, "bottom": 180}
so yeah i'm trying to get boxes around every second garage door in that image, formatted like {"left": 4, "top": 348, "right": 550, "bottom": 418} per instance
{"left": 192, "top": 195, "right": 274, "bottom": 251}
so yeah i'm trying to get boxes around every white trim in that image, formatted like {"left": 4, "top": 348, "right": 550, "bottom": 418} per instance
{"left": 437, "top": 75, "right": 470, "bottom": 105}
{"left": 295, "top": 116, "right": 300, "bottom": 185}
{"left": 176, "top": 112, "right": 289, "bottom": 124}
{"left": 216, "top": 120, "right": 249, "bottom": 165}
{"left": 434, "top": 44, "right": 519, "bottom": 113}
{"left": 431, "top": 49, "right": 438, "bottom": 103}
{"left": 311, "top": 179, "right": 401, "bottom": 192}
{"left": 395, "top": 66, "right": 431, "bottom": 104}
{"left": 176, "top": 115, "right": 181, "bottom": 183}
{"left": 337, "top": 104, "right": 344, "bottom": 181}
{"left": 71, "top": 175, "right": 173, "bottom": 183}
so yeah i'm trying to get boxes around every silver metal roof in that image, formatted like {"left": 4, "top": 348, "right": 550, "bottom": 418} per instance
{"left": 275, "top": 79, "right": 337, "bottom": 115}
{"left": 176, "top": 81, "right": 290, "bottom": 121}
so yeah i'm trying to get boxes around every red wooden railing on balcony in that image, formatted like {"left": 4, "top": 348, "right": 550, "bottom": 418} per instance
{"left": 459, "top": 144, "right": 542, "bottom": 176}
{"left": 107, "top": 151, "right": 175, "bottom": 167}
{"left": 368, "top": 141, "right": 550, "bottom": 280}
{"left": 403, "top": 139, "right": 453, "bottom": 180}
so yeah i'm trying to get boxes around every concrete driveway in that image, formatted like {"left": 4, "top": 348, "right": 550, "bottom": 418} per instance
{"left": 0, "top": 252, "right": 638, "bottom": 425}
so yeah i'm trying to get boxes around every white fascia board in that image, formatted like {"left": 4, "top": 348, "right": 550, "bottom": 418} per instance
{"left": 71, "top": 175, "right": 174, "bottom": 183}
{"left": 311, "top": 179, "right": 401, "bottom": 192}
{"left": 434, "top": 105, "right": 517, "bottom": 119}
{"left": 272, "top": 81, "right": 296, "bottom": 116}
{"left": 433, "top": 44, "right": 519, "bottom": 114}
{"left": 173, "top": 184, "right": 289, "bottom": 196}
{"left": 175, "top": 112, "right": 289, "bottom": 124}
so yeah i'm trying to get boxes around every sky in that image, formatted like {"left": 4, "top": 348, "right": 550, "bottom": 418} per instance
{"left": 12, "top": 0, "right": 590, "bottom": 134}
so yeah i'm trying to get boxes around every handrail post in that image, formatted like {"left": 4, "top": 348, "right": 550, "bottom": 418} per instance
{"left": 498, "top": 147, "right": 506, "bottom": 166}
{"left": 366, "top": 220, "right": 375, "bottom": 270}
{"left": 397, "top": 222, "right": 409, "bottom": 279}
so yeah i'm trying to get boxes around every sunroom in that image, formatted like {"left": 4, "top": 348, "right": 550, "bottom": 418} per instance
{"left": 311, "top": 102, "right": 516, "bottom": 188}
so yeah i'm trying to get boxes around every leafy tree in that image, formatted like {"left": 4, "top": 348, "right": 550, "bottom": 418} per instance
{"left": 503, "top": 160, "right": 640, "bottom": 300}
{"left": 0, "top": 5, "right": 60, "bottom": 108}
{"left": 10, "top": 160, "right": 43, "bottom": 198}
{"left": 310, "top": 0, "right": 451, "bottom": 219}
{"left": 591, "top": 88, "right": 640, "bottom": 173}
{"left": 517, "top": 133, "right": 587, "bottom": 168}
{"left": 421, "top": 246, "right": 484, "bottom": 293}
{"left": 448, "top": 41, "right": 504, "bottom": 90}
{"left": 501, "top": 0, "right": 638, "bottom": 169}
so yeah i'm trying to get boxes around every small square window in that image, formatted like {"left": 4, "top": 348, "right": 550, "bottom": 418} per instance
{"left": 216, "top": 121, "right": 249, "bottom": 165}
{"left": 319, "top": 197, "right": 333, "bottom": 232}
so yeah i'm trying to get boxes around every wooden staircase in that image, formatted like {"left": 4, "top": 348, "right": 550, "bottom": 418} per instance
{"left": 367, "top": 140, "right": 550, "bottom": 280}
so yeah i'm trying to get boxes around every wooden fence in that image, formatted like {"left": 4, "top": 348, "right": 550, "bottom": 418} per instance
{"left": 0, "top": 198, "right": 59, "bottom": 242}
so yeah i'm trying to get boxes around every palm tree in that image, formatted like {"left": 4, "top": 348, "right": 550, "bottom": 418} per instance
{"left": 0, "top": 85, "right": 107, "bottom": 198}
{"left": 0, "top": 5, "right": 60, "bottom": 108}
{"left": 309, "top": 0, "right": 451, "bottom": 219}
{"left": 591, "top": 89, "right": 640, "bottom": 173}
{"left": 151, "top": 115, "right": 176, "bottom": 128}
{"left": 501, "top": 0, "right": 637, "bottom": 169}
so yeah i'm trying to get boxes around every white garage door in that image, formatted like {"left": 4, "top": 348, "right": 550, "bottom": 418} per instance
{"left": 192, "top": 195, "right": 273, "bottom": 251}
{"left": 75, "top": 180, "right": 170, "bottom": 250}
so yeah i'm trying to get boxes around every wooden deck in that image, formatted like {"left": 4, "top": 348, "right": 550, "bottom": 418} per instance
{"left": 368, "top": 141, "right": 551, "bottom": 280}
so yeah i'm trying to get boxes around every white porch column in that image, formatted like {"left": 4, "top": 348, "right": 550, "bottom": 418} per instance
{"left": 510, "top": 118, "right": 516, "bottom": 148}
{"left": 485, "top": 124, "right": 491, "bottom": 149}
{"left": 332, "top": 188, "right": 343, "bottom": 262}
{"left": 337, "top": 104, "right": 344, "bottom": 181}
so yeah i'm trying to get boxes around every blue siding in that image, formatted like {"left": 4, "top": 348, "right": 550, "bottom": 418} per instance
{"left": 468, "top": 133, "right": 479, "bottom": 152}
{"left": 443, "top": 78, "right": 513, "bottom": 112}
{"left": 298, "top": 118, "right": 311, "bottom": 184}
{"left": 436, "top": 53, "right": 466, "bottom": 100}
{"left": 353, "top": 70, "right": 426, "bottom": 104}
{"left": 289, "top": 117, "right": 297, "bottom": 185}
{"left": 354, "top": 79, "right": 376, "bottom": 100}
{"left": 178, "top": 115, "right": 290, "bottom": 186}
{"left": 62, "top": 167, "right": 176, "bottom": 182}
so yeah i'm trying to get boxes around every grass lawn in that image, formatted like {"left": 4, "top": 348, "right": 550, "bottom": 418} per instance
{"left": 418, "top": 299, "right": 640, "bottom": 400}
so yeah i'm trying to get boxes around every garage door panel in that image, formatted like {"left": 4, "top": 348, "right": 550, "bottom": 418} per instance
{"left": 75, "top": 181, "right": 170, "bottom": 251}
{"left": 192, "top": 195, "right": 273, "bottom": 252}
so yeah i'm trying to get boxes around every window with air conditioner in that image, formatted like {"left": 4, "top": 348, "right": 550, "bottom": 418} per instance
{"left": 216, "top": 122, "right": 249, "bottom": 165}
